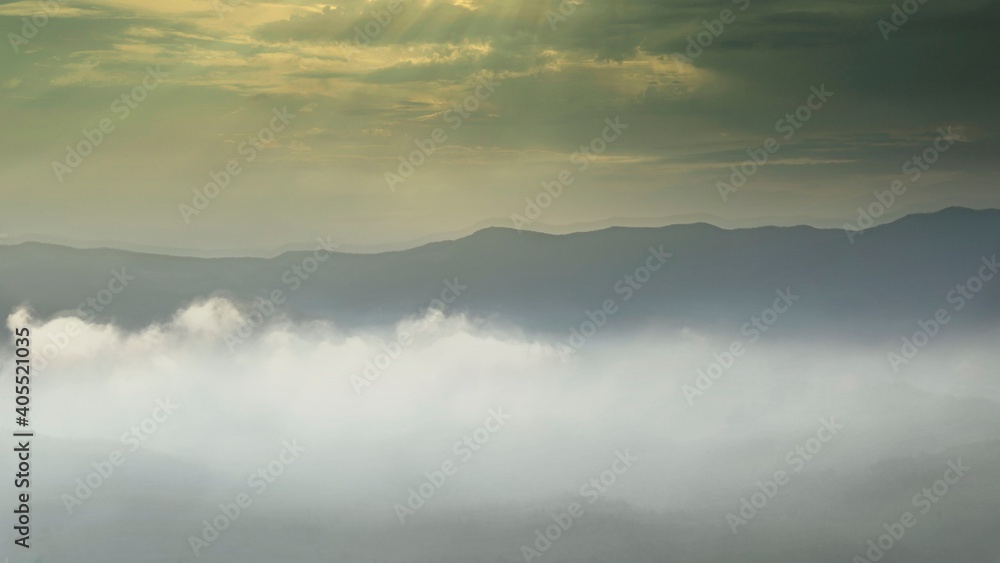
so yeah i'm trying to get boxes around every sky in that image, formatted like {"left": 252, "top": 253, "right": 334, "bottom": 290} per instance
{"left": 0, "top": 0, "right": 998, "bottom": 251}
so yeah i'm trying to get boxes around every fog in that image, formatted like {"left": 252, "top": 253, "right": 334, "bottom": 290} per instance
{"left": 2, "top": 300, "right": 999, "bottom": 562}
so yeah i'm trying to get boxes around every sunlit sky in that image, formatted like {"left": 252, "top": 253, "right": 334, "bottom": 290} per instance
{"left": 1, "top": 0, "right": 997, "bottom": 251}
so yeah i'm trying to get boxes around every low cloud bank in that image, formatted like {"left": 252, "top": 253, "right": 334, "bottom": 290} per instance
{"left": 3, "top": 298, "right": 999, "bottom": 514}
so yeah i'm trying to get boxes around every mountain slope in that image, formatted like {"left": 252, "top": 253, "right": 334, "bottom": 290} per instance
{"left": 1, "top": 207, "right": 998, "bottom": 339}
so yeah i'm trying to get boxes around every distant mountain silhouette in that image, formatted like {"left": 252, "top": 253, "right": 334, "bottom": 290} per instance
{"left": 2, "top": 207, "right": 999, "bottom": 340}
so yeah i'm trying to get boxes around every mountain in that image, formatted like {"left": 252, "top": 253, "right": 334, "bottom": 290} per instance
{"left": 2, "top": 207, "right": 999, "bottom": 339}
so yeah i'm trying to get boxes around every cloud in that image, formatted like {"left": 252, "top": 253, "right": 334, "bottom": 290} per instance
{"left": 6, "top": 298, "right": 1000, "bottom": 511}
{"left": 0, "top": 0, "right": 998, "bottom": 249}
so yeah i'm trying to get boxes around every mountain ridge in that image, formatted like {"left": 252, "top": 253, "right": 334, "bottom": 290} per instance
{"left": 4, "top": 206, "right": 996, "bottom": 260}
{"left": 2, "top": 206, "right": 999, "bottom": 338}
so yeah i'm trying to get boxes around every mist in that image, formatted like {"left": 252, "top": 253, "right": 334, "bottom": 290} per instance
{"left": 2, "top": 299, "right": 998, "bottom": 562}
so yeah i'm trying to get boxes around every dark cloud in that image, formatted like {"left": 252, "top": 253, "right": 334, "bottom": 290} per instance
{"left": 0, "top": 0, "right": 997, "bottom": 248}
